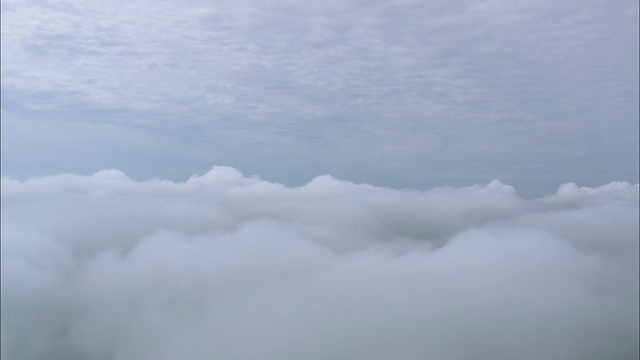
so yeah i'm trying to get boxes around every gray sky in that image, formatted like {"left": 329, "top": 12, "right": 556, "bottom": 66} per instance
{"left": 1, "top": 0, "right": 638, "bottom": 197}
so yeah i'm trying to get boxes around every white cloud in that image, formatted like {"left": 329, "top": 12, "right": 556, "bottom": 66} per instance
{"left": 2, "top": 167, "right": 638, "bottom": 359}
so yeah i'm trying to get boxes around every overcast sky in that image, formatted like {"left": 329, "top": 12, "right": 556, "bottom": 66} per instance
{"left": 1, "top": 0, "right": 638, "bottom": 196}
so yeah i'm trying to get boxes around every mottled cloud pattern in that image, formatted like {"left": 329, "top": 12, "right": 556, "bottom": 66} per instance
{"left": 1, "top": 0, "right": 638, "bottom": 193}
{"left": 2, "top": 167, "right": 638, "bottom": 360}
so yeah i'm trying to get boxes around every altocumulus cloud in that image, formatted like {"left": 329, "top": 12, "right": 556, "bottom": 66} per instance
{"left": 1, "top": 166, "right": 638, "bottom": 360}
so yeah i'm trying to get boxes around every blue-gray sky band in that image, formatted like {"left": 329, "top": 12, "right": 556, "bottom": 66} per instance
{"left": 1, "top": 0, "right": 638, "bottom": 197}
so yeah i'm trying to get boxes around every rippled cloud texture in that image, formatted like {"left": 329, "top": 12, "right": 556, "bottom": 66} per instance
{"left": 2, "top": 0, "right": 638, "bottom": 194}
{"left": 2, "top": 167, "right": 638, "bottom": 360}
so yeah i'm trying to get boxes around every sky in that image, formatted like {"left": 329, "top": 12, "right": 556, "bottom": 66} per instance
{"left": 1, "top": 0, "right": 638, "bottom": 197}
{"left": 1, "top": 1, "right": 639, "bottom": 359}
{"left": 1, "top": 168, "right": 638, "bottom": 359}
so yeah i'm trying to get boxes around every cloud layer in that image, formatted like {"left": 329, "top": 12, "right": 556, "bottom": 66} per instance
{"left": 2, "top": 167, "right": 638, "bottom": 360}
{"left": 2, "top": 0, "right": 638, "bottom": 190}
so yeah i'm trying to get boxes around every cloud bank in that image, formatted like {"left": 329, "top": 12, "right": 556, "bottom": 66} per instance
{"left": 1, "top": 167, "right": 638, "bottom": 360}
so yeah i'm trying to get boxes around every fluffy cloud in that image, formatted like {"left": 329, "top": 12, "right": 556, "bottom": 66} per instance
{"left": 1, "top": 167, "right": 638, "bottom": 360}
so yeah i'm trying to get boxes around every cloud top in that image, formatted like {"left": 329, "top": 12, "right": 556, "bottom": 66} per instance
{"left": 2, "top": 167, "right": 638, "bottom": 360}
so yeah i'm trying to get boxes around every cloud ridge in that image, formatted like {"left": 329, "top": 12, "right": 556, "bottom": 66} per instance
{"left": 1, "top": 166, "right": 638, "bottom": 360}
